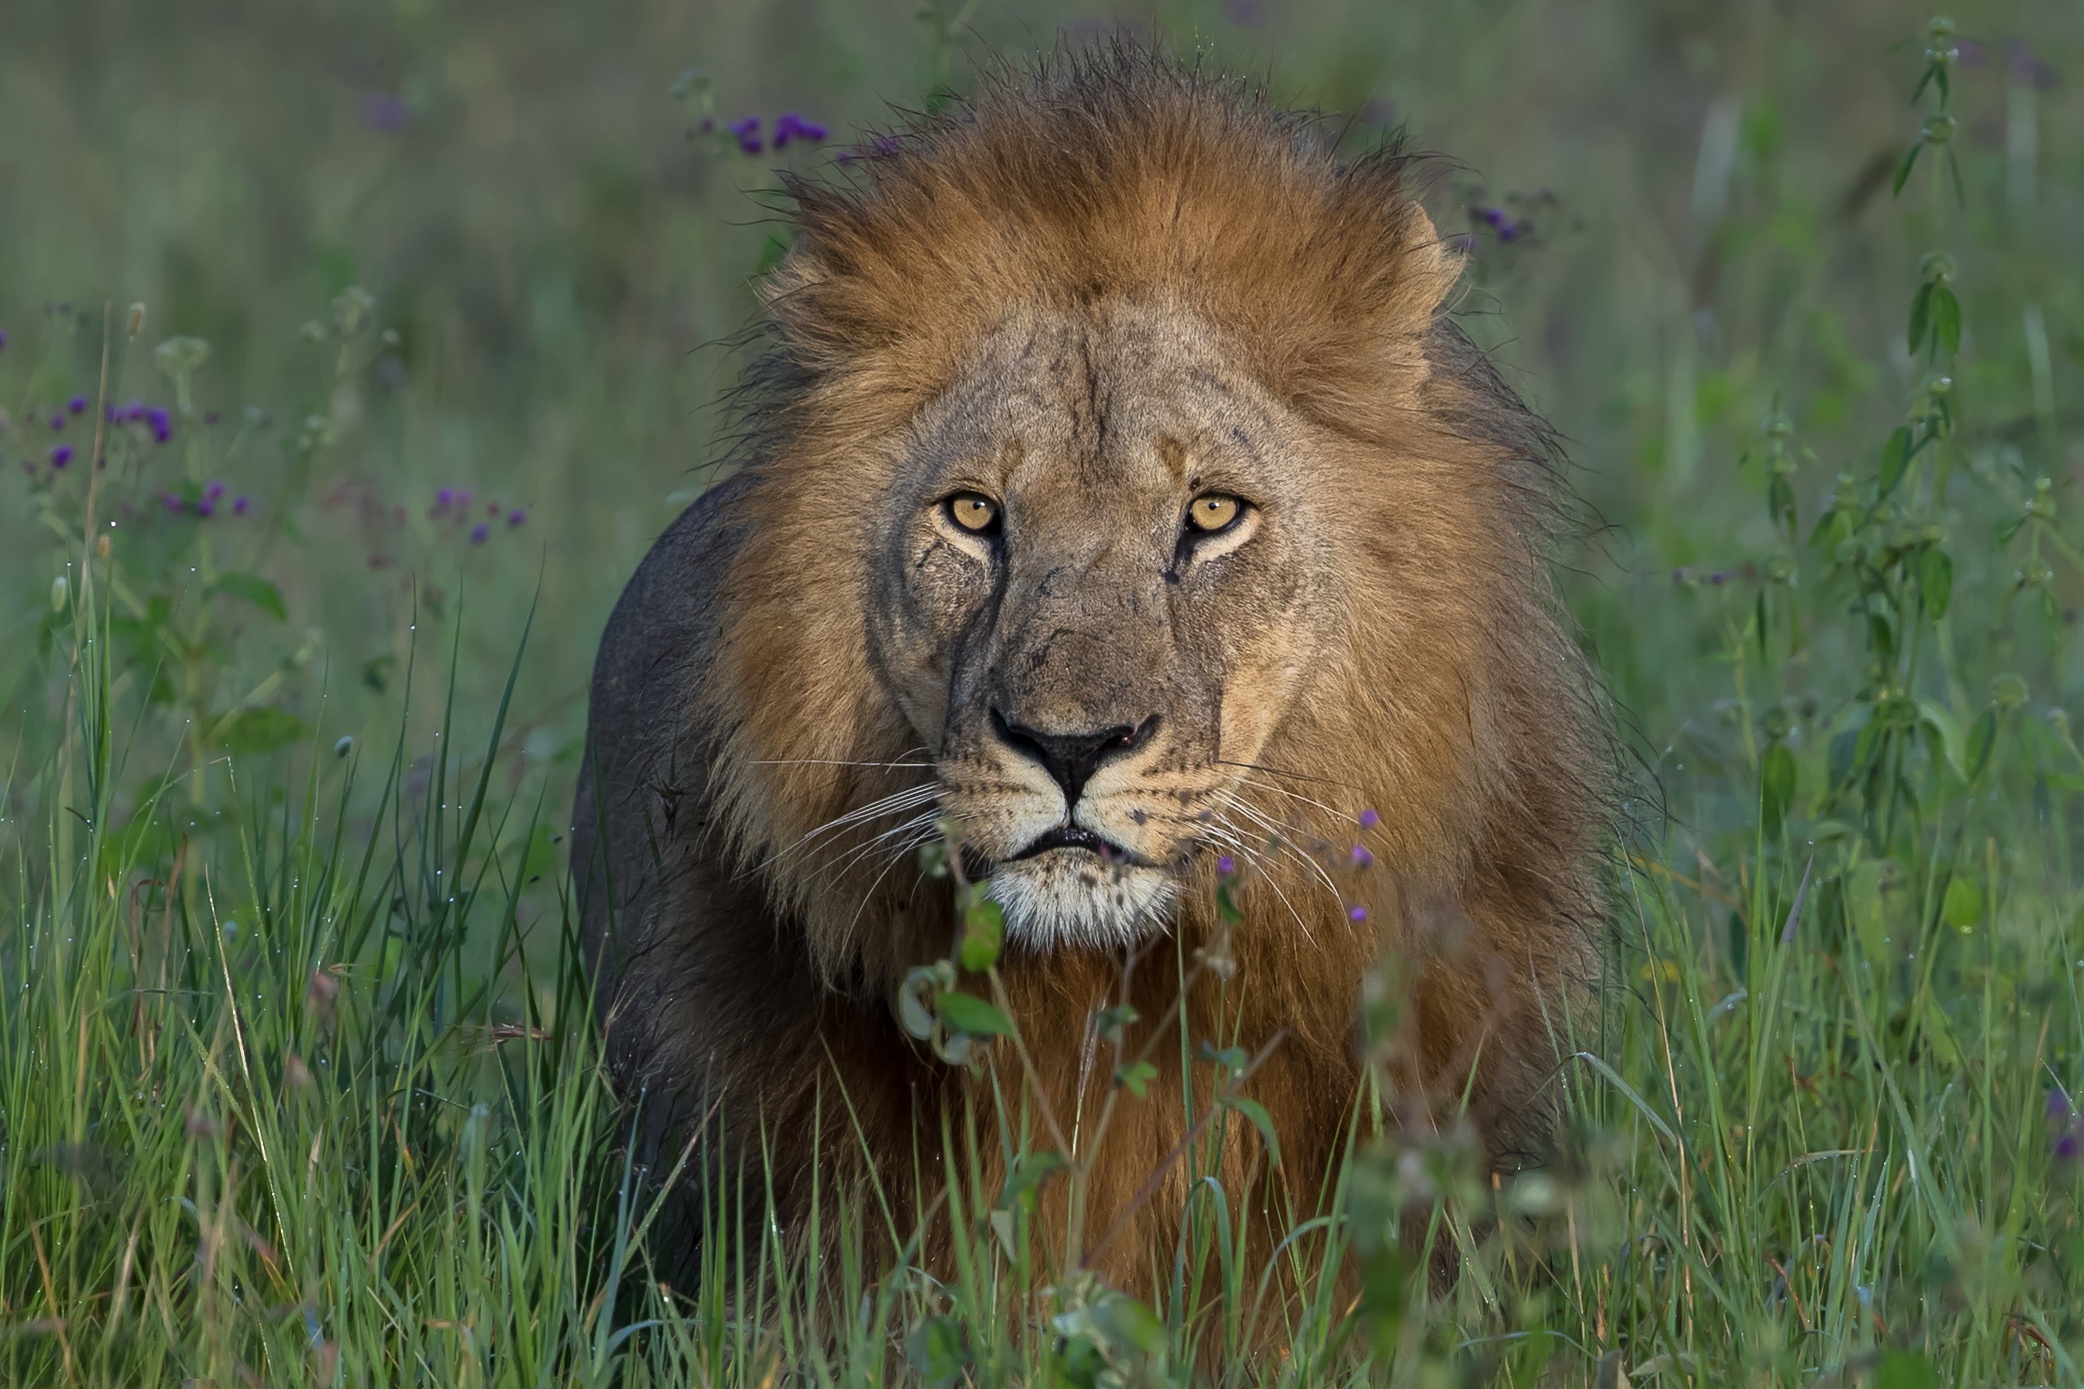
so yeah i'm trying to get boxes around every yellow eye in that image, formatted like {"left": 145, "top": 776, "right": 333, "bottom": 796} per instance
{"left": 945, "top": 493, "right": 1000, "bottom": 534}
{"left": 1186, "top": 494, "right": 1243, "bottom": 533}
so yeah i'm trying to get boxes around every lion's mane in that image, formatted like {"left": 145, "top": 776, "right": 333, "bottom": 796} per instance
{"left": 576, "top": 46, "right": 1613, "bottom": 1298}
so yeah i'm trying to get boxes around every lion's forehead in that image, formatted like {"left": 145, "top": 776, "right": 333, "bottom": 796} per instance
{"left": 910, "top": 301, "right": 1290, "bottom": 496}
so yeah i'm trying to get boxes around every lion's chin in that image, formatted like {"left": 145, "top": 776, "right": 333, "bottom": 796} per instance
{"left": 987, "top": 852, "right": 1177, "bottom": 952}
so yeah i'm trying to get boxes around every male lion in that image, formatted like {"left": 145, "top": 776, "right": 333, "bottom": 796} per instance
{"left": 573, "top": 50, "right": 1611, "bottom": 1301}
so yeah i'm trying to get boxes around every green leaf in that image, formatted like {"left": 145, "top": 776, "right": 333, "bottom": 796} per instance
{"left": 1092, "top": 1294, "right": 1165, "bottom": 1356}
{"left": 905, "top": 1315, "right": 970, "bottom": 1389}
{"left": 1878, "top": 426, "right": 1913, "bottom": 495}
{"left": 1221, "top": 1094, "right": 1283, "bottom": 1168}
{"left": 1875, "top": 1348, "right": 1938, "bottom": 1389}
{"left": 1892, "top": 142, "right": 1921, "bottom": 196}
{"left": 1917, "top": 699, "right": 1967, "bottom": 780}
{"left": 958, "top": 894, "right": 1004, "bottom": 973}
{"left": 1966, "top": 709, "right": 1998, "bottom": 782}
{"left": 1767, "top": 474, "right": 1795, "bottom": 531}
{"left": 1941, "top": 875, "right": 1982, "bottom": 930}
{"left": 1760, "top": 743, "right": 1797, "bottom": 837}
{"left": 1113, "top": 1060, "right": 1157, "bottom": 1096}
{"left": 1096, "top": 1004, "right": 1139, "bottom": 1043}
{"left": 211, "top": 572, "right": 287, "bottom": 622}
{"left": 1918, "top": 546, "right": 1952, "bottom": 617}
{"left": 1906, "top": 282, "right": 1932, "bottom": 356}
{"left": 897, "top": 967, "right": 940, "bottom": 1040}
{"left": 215, "top": 707, "right": 308, "bottom": 755}
{"left": 934, "top": 991, "right": 1014, "bottom": 1037}
{"left": 1931, "top": 283, "right": 1961, "bottom": 358}
{"left": 996, "top": 1150, "right": 1066, "bottom": 1210}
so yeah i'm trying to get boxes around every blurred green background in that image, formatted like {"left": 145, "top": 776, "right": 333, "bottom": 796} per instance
{"left": 0, "top": 0, "right": 2078, "bottom": 825}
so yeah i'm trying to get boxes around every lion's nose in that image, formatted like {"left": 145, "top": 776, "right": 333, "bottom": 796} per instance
{"left": 990, "top": 710, "right": 1159, "bottom": 806}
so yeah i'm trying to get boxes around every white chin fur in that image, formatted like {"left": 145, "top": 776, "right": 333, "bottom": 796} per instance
{"left": 988, "top": 854, "right": 1177, "bottom": 951}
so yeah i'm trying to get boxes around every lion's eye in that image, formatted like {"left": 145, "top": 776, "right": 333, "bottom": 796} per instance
{"left": 945, "top": 493, "right": 1001, "bottom": 535}
{"left": 1186, "top": 494, "right": 1243, "bottom": 533}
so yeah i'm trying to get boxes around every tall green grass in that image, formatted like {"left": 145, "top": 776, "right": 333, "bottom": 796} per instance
{"left": 4, "top": 3, "right": 2084, "bottom": 1385}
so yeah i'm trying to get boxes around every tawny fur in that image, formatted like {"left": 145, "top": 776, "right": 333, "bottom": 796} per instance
{"left": 573, "top": 48, "right": 1612, "bottom": 1304}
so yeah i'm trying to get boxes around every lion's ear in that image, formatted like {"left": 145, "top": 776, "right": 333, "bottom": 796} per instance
{"left": 1388, "top": 204, "right": 1465, "bottom": 338}
{"left": 1262, "top": 199, "right": 1464, "bottom": 418}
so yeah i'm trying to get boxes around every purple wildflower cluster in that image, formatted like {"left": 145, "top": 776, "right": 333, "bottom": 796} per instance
{"left": 1472, "top": 204, "right": 1530, "bottom": 243}
{"left": 2054, "top": 1088, "right": 2083, "bottom": 1161}
{"left": 107, "top": 400, "right": 176, "bottom": 443}
{"left": 433, "top": 487, "right": 528, "bottom": 544}
{"left": 359, "top": 92, "right": 412, "bottom": 133}
{"left": 1955, "top": 39, "right": 2061, "bottom": 90}
{"left": 713, "top": 111, "right": 829, "bottom": 155}
{"left": 29, "top": 395, "right": 94, "bottom": 469}
{"left": 164, "top": 481, "right": 250, "bottom": 518}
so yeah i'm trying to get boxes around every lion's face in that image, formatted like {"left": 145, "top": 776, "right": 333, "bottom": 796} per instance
{"left": 865, "top": 299, "right": 1337, "bottom": 949}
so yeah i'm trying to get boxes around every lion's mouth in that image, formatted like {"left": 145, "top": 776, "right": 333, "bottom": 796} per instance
{"left": 1008, "top": 823, "right": 1136, "bottom": 864}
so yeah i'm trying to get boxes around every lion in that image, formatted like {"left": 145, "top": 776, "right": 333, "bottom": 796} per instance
{"left": 572, "top": 48, "right": 1612, "bottom": 1307}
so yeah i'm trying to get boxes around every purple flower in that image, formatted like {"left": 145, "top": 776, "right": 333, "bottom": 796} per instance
{"left": 1497, "top": 222, "right": 1526, "bottom": 242}
{"left": 1351, "top": 844, "right": 1374, "bottom": 868}
{"left": 507, "top": 508, "right": 526, "bottom": 527}
{"left": 1358, "top": 808, "right": 1381, "bottom": 829}
{"left": 2059, "top": 1130, "right": 2081, "bottom": 1163}
{"left": 195, "top": 498, "right": 214, "bottom": 518}
{"left": 68, "top": 396, "right": 86, "bottom": 415}
{"left": 51, "top": 414, "right": 65, "bottom": 431}
{"left": 233, "top": 496, "right": 250, "bottom": 515}
{"left": 204, "top": 480, "right": 226, "bottom": 501}
{"left": 0, "top": 328, "right": 8, "bottom": 350}
{"left": 358, "top": 91, "right": 412, "bottom": 133}
{"left": 1216, "top": 854, "right": 1236, "bottom": 876}
{"left": 772, "top": 112, "right": 829, "bottom": 148}
{"left": 1709, "top": 571, "right": 1731, "bottom": 586}
{"left": 50, "top": 444, "right": 73, "bottom": 469}
{"left": 435, "top": 487, "right": 455, "bottom": 510}
{"left": 1348, "top": 904, "right": 1369, "bottom": 924}
{"left": 164, "top": 493, "right": 186, "bottom": 514}
{"left": 1479, "top": 206, "right": 1507, "bottom": 227}
{"left": 145, "top": 406, "right": 172, "bottom": 442}
{"left": 2050, "top": 1088, "right": 2073, "bottom": 1122}
{"left": 2008, "top": 41, "right": 2060, "bottom": 92}
{"left": 469, "top": 522, "right": 490, "bottom": 544}
{"left": 728, "top": 116, "right": 762, "bottom": 154}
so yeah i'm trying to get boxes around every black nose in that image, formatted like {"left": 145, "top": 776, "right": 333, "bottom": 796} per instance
{"left": 990, "top": 710, "right": 1159, "bottom": 805}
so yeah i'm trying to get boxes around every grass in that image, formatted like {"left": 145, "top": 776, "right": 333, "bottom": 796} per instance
{"left": 3, "top": 0, "right": 2084, "bottom": 1383}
